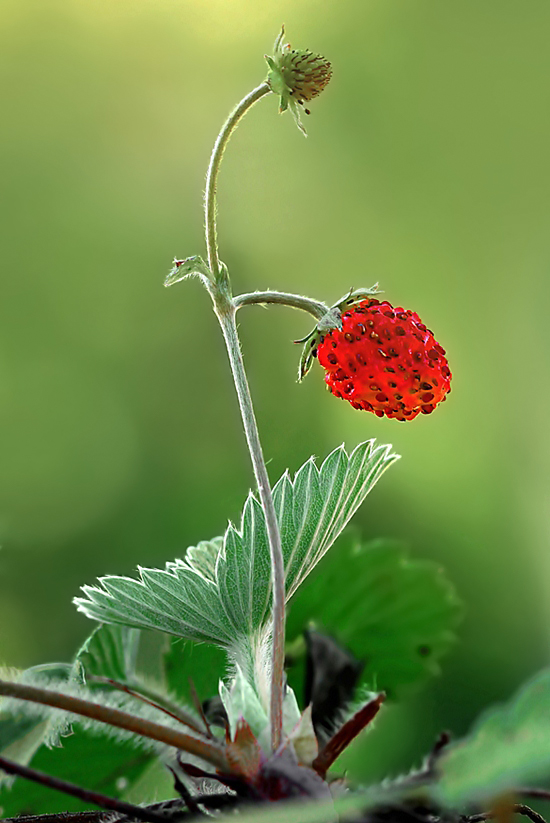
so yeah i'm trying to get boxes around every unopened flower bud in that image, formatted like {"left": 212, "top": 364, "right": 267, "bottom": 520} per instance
{"left": 266, "top": 26, "right": 332, "bottom": 135}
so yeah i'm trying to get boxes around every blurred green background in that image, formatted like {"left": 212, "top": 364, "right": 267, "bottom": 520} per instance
{"left": 1, "top": 0, "right": 550, "bottom": 785}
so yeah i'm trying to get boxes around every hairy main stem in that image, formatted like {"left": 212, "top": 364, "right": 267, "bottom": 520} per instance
{"left": 204, "top": 82, "right": 286, "bottom": 750}
{"left": 215, "top": 307, "right": 286, "bottom": 749}
{"left": 0, "top": 680, "right": 229, "bottom": 772}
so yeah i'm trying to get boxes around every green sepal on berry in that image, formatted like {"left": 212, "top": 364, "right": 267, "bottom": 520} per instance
{"left": 297, "top": 286, "right": 381, "bottom": 380}
{"left": 266, "top": 26, "right": 332, "bottom": 136}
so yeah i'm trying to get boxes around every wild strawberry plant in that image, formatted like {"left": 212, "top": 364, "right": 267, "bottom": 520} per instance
{"left": 0, "top": 26, "right": 549, "bottom": 823}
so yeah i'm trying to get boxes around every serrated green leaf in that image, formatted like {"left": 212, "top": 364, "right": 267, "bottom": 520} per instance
{"left": 77, "top": 624, "right": 140, "bottom": 683}
{"left": 436, "top": 667, "right": 550, "bottom": 807}
{"left": 278, "top": 443, "right": 399, "bottom": 602}
{"left": 184, "top": 536, "right": 224, "bottom": 582}
{"left": 287, "top": 535, "right": 462, "bottom": 696}
{"left": 219, "top": 441, "right": 399, "bottom": 652}
{"left": 75, "top": 442, "right": 398, "bottom": 689}
{"left": 164, "top": 255, "right": 211, "bottom": 287}
{"left": 76, "top": 554, "right": 233, "bottom": 647}
{"left": 217, "top": 495, "right": 272, "bottom": 639}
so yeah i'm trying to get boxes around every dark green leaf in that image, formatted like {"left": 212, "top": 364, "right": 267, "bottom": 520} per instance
{"left": 437, "top": 667, "right": 550, "bottom": 807}
{"left": 287, "top": 535, "right": 462, "bottom": 696}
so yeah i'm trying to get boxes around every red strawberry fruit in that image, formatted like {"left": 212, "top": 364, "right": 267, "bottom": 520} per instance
{"left": 316, "top": 299, "right": 451, "bottom": 421}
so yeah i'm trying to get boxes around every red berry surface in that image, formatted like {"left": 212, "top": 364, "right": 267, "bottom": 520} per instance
{"left": 316, "top": 299, "right": 451, "bottom": 421}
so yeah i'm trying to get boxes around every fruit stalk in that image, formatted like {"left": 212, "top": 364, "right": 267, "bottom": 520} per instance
{"left": 234, "top": 290, "right": 330, "bottom": 319}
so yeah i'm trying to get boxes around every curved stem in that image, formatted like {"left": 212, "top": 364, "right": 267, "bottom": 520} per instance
{"left": 214, "top": 306, "right": 286, "bottom": 752}
{"left": 0, "top": 679, "right": 229, "bottom": 772}
{"left": 205, "top": 82, "right": 271, "bottom": 283}
{"left": 235, "top": 290, "right": 330, "bottom": 319}
{"left": 467, "top": 806, "right": 546, "bottom": 823}
{"left": 519, "top": 790, "right": 550, "bottom": 802}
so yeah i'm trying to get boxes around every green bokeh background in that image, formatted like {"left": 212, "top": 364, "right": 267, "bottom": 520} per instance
{"left": 1, "top": 0, "right": 550, "bottom": 786}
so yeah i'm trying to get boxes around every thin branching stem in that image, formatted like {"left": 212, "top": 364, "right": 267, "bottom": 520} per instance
{"left": 234, "top": 290, "right": 330, "bottom": 320}
{"left": 518, "top": 791, "right": 550, "bottom": 803}
{"left": 1, "top": 814, "right": 105, "bottom": 823}
{"left": 0, "top": 680, "right": 229, "bottom": 772}
{"left": 214, "top": 306, "right": 286, "bottom": 750}
{"left": 91, "top": 676, "right": 208, "bottom": 736}
{"left": 0, "top": 755, "right": 167, "bottom": 823}
{"left": 204, "top": 82, "right": 287, "bottom": 750}
{"left": 467, "top": 805, "right": 547, "bottom": 823}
